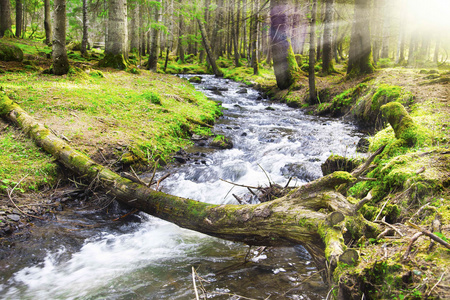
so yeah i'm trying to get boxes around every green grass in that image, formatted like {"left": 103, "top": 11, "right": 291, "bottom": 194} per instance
{"left": 0, "top": 124, "right": 58, "bottom": 193}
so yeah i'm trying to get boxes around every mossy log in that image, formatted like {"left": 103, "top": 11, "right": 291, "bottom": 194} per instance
{"left": 381, "top": 102, "right": 419, "bottom": 146}
{"left": 0, "top": 94, "right": 379, "bottom": 282}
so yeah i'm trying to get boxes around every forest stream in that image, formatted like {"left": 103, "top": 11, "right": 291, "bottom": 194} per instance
{"left": 0, "top": 75, "right": 366, "bottom": 299}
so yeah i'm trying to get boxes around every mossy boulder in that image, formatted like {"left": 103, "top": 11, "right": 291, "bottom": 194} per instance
{"left": 209, "top": 135, "right": 233, "bottom": 149}
{"left": 321, "top": 155, "right": 363, "bottom": 176}
{"left": 0, "top": 42, "right": 24, "bottom": 62}
{"left": 352, "top": 84, "right": 413, "bottom": 131}
{"left": 189, "top": 76, "right": 202, "bottom": 83}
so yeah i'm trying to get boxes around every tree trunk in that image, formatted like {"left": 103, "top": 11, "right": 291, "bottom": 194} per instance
{"left": 52, "top": 0, "right": 70, "bottom": 75}
{"left": 139, "top": 5, "right": 146, "bottom": 56}
{"left": 270, "top": 0, "right": 299, "bottom": 90}
{"left": 380, "top": 0, "right": 390, "bottom": 59}
{"left": 0, "top": 0, "right": 12, "bottom": 37}
{"left": 347, "top": 0, "right": 374, "bottom": 76}
{"left": 197, "top": 17, "right": 222, "bottom": 77}
{"left": 309, "top": 0, "right": 318, "bottom": 104}
{"left": 129, "top": 1, "right": 139, "bottom": 53}
{"left": 81, "top": 0, "right": 89, "bottom": 56}
{"left": 44, "top": 0, "right": 52, "bottom": 45}
{"left": 15, "top": 0, "right": 23, "bottom": 38}
{"left": 241, "top": 0, "right": 247, "bottom": 58}
{"left": 0, "top": 94, "right": 378, "bottom": 284}
{"left": 99, "top": 0, "right": 128, "bottom": 69}
{"left": 251, "top": 0, "right": 259, "bottom": 75}
{"left": 178, "top": 0, "right": 185, "bottom": 63}
{"left": 434, "top": 36, "right": 440, "bottom": 64}
{"left": 148, "top": 0, "right": 161, "bottom": 71}
{"left": 233, "top": 0, "right": 240, "bottom": 67}
{"left": 321, "top": 0, "right": 334, "bottom": 75}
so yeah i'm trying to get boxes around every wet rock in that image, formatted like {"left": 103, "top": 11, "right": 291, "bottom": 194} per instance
{"left": 7, "top": 214, "right": 21, "bottom": 222}
{"left": 189, "top": 76, "right": 203, "bottom": 84}
{"left": 265, "top": 106, "right": 275, "bottom": 111}
{"left": 281, "top": 163, "right": 318, "bottom": 182}
{"left": 209, "top": 135, "right": 233, "bottom": 149}
{"left": 174, "top": 156, "right": 187, "bottom": 164}
{"left": 212, "top": 90, "right": 223, "bottom": 96}
{"left": 237, "top": 88, "right": 248, "bottom": 94}
{"left": 356, "top": 137, "right": 370, "bottom": 153}
{"left": 241, "top": 132, "right": 248, "bottom": 136}
{"left": 192, "top": 134, "right": 207, "bottom": 141}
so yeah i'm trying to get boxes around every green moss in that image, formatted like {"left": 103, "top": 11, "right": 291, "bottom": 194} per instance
{"left": 98, "top": 53, "right": 129, "bottom": 70}
{"left": 381, "top": 102, "right": 430, "bottom": 147}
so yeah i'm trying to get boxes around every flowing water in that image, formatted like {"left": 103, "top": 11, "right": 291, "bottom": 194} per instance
{"left": 0, "top": 75, "right": 364, "bottom": 300}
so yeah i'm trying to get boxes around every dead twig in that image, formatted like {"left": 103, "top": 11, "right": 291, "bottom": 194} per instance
{"left": 220, "top": 178, "right": 260, "bottom": 190}
{"left": 148, "top": 159, "right": 159, "bottom": 187}
{"left": 155, "top": 173, "right": 170, "bottom": 191}
{"left": 403, "top": 231, "right": 424, "bottom": 261}
{"left": 406, "top": 221, "right": 450, "bottom": 250}
{"left": 7, "top": 175, "right": 45, "bottom": 220}
{"left": 427, "top": 271, "right": 446, "bottom": 297}
{"left": 374, "top": 218, "right": 404, "bottom": 237}
{"left": 258, "top": 163, "right": 273, "bottom": 187}
{"left": 192, "top": 266, "right": 200, "bottom": 300}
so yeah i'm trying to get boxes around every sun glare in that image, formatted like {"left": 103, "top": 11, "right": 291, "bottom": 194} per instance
{"left": 406, "top": 0, "right": 450, "bottom": 31}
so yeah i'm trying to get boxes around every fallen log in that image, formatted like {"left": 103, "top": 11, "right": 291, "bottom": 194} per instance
{"left": 0, "top": 93, "right": 379, "bottom": 282}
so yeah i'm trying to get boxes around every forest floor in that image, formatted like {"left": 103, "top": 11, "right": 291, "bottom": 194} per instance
{"left": 1, "top": 38, "right": 450, "bottom": 299}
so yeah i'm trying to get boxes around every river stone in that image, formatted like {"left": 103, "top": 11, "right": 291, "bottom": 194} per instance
{"left": 356, "top": 137, "right": 370, "bottom": 153}
{"left": 281, "top": 163, "right": 318, "bottom": 182}
{"left": 7, "top": 214, "right": 20, "bottom": 222}
{"left": 0, "top": 42, "right": 24, "bottom": 62}
{"left": 237, "top": 88, "right": 248, "bottom": 94}
{"left": 189, "top": 76, "right": 202, "bottom": 83}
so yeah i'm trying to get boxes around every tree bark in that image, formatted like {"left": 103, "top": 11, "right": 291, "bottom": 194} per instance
{"left": 321, "top": 0, "right": 334, "bottom": 75}
{"left": 0, "top": 0, "right": 12, "bottom": 37}
{"left": 129, "top": 0, "right": 139, "bottom": 53}
{"left": 52, "top": 0, "right": 70, "bottom": 75}
{"left": 250, "top": 0, "right": 259, "bottom": 75}
{"left": 308, "top": 0, "right": 318, "bottom": 104}
{"left": 380, "top": 0, "right": 390, "bottom": 59}
{"left": 81, "top": 0, "right": 89, "bottom": 56}
{"left": 148, "top": 0, "right": 161, "bottom": 71}
{"left": 1, "top": 94, "right": 380, "bottom": 283}
{"left": 44, "top": 0, "right": 52, "bottom": 45}
{"left": 197, "top": 17, "right": 223, "bottom": 77}
{"left": 15, "top": 0, "right": 23, "bottom": 38}
{"left": 270, "top": 0, "right": 299, "bottom": 90}
{"left": 99, "top": 0, "right": 128, "bottom": 69}
{"left": 347, "top": 0, "right": 374, "bottom": 76}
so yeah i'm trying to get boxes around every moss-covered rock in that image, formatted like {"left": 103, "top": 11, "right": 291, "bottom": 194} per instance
{"left": 0, "top": 42, "right": 24, "bottom": 62}
{"left": 321, "top": 155, "right": 363, "bottom": 176}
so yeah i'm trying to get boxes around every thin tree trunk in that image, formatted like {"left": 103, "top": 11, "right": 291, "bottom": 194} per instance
{"left": 52, "top": 0, "right": 70, "bottom": 75}
{"left": 44, "top": 0, "right": 52, "bottom": 45}
{"left": 197, "top": 17, "right": 222, "bottom": 76}
{"left": 309, "top": 0, "right": 318, "bottom": 104}
{"left": 129, "top": 1, "right": 139, "bottom": 53}
{"left": 148, "top": 0, "right": 161, "bottom": 71}
{"left": 321, "top": 0, "right": 334, "bottom": 74}
{"left": 178, "top": 0, "right": 185, "bottom": 62}
{"left": 81, "top": 0, "right": 89, "bottom": 56}
{"left": 380, "top": 0, "right": 390, "bottom": 59}
{"left": 316, "top": 0, "right": 324, "bottom": 62}
{"left": 251, "top": 0, "right": 259, "bottom": 74}
{"left": 0, "top": 0, "right": 12, "bottom": 37}
{"left": 15, "top": 0, "right": 23, "bottom": 38}
{"left": 434, "top": 36, "right": 440, "bottom": 64}
{"left": 241, "top": 0, "right": 247, "bottom": 58}
{"left": 140, "top": 4, "right": 146, "bottom": 56}
{"left": 163, "top": 0, "right": 174, "bottom": 72}
{"left": 233, "top": 0, "right": 240, "bottom": 67}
